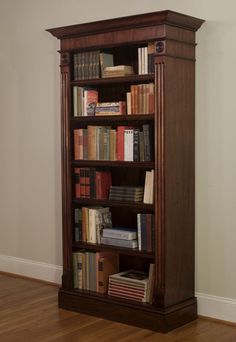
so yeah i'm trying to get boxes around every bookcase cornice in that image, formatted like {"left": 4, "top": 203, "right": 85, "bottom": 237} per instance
{"left": 47, "top": 10, "right": 204, "bottom": 40}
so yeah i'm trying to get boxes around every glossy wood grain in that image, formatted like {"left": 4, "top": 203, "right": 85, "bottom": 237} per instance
{"left": 1, "top": 274, "right": 236, "bottom": 341}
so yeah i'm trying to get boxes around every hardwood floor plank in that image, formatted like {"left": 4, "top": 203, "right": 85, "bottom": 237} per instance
{"left": 0, "top": 273, "right": 235, "bottom": 342}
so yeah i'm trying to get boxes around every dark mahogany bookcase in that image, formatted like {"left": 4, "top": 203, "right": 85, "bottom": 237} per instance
{"left": 47, "top": 10, "right": 204, "bottom": 332}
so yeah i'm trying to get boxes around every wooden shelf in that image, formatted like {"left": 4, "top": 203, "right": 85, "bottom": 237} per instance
{"left": 72, "top": 198, "right": 154, "bottom": 210}
{"left": 72, "top": 160, "right": 155, "bottom": 168}
{"left": 71, "top": 74, "right": 154, "bottom": 86}
{"left": 73, "top": 241, "right": 155, "bottom": 259}
{"left": 70, "top": 114, "right": 154, "bottom": 126}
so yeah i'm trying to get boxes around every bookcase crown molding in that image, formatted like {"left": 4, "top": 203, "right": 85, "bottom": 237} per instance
{"left": 47, "top": 10, "right": 204, "bottom": 40}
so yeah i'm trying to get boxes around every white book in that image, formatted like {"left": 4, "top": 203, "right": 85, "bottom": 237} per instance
{"left": 137, "top": 213, "right": 142, "bottom": 251}
{"left": 138, "top": 47, "right": 142, "bottom": 75}
{"left": 73, "top": 86, "right": 78, "bottom": 116}
{"left": 103, "top": 228, "right": 137, "bottom": 240}
{"left": 124, "top": 129, "right": 134, "bottom": 161}
{"left": 141, "top": 47, "right": 145, "bottom": 74}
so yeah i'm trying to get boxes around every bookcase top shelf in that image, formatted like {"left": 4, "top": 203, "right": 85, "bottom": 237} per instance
{"left": 47, "top": 10, "right": 204, "bottom": 39}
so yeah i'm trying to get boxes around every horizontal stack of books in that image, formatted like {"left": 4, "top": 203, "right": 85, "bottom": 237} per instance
{"left": 73, "top": 250, "right": 119, "bottom": 293}
{"left": 95, "top": 101, "right": 126, "bottom": 116}
{"left": 75, "top": 168, "right": 112, "bottom": 200}
{"left": 73, "top": 124, "right": 153, "bottom": 162}
{"left": 103, "top": 65, "right": 134, "bottom": 78}
{"left": 101, "top": 227, "right": 138, "bottom": 249}
{"left": 108, "top": 265, "right": 154, "bottom": 303}
{"left": 109, "top": 186, "right": 144, "bottom": 203}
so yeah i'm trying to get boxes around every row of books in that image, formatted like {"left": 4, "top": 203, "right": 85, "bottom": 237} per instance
{"left": 74, "top": 168, "right": 154, "bottom": 204}
{"left": 73, "top": 83, "right": 154, "bottom": 117}
{"left": 75, "top": 207, "right": 112, "bottom": 244}
{"left": 75, "top": 168, "right": 111, "bottom": 200}
{"left": 138, "top": 42, "right": 155, "bottom": 75}
{"left": 73, "top": 250, "right": 155, "bottom": 303}
{"left": 74, "top": 124, "right": 153, "bottom": 162}
{"left": 108, "top": 266, "right": 154, "bottom": 303}
{"left": 73, "top": 250, "right": 119, "bottom": 293}
{"left": 74, "top": 208, "right": 154, "bottom": 251}
{"left": 73, "top": 51, "right": 114, "bottom": 80}
{"left": 73, "top": 45, "right": 155, "bottom": 81}
{"left": 73, "top": 86, "right": 127, "bottom": 117}
{"left": 127, "top": 83, "right": 154, "bottom": 115}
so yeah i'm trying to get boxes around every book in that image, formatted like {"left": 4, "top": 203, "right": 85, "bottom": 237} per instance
{"left": 100, "top": 52, "right": 114, "bottom": 77}
{"left": 101, "top": 237, "right": 138, "bottom": 249}
{"left": 97, "top": 252, "right": 119, "bottom": 294}
{"left": 102, "top": 227, "right": 137, "bottom": 240}
{"left": 143, "top": 170, "right": 154, "bottom": 204}
{"left": 103, "top": 65, "right": 134, "bottom": 77}
{"left": 95, "top": 101, "right": 126, "bottom": 115}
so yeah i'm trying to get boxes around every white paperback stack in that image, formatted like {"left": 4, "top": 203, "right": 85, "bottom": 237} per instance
{"left": 101, "top": 227, "right": 138, "bottom": 249}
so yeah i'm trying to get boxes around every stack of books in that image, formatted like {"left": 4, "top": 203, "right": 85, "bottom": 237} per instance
{"left": 108, "top": 265, "right": 154, "bottom": 303}
{"left": 95, "top": 101, "right": 126, "bottom": 116}
{"left": 109, "top": 186, "right": 144, "bottom": 203}
{"left": 103, "top": 65, "right": 134, "bottom": 78}
{"left": 101, "top": 227, "right": 138, "bottom": 249}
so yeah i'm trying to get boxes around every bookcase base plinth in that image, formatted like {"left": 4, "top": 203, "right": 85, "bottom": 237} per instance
{"left": 58, "top": 288, "right": 197, "bottom": 333}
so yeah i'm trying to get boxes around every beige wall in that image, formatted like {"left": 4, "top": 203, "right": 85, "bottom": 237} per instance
{"left": 0, "top": 0, "right": 235, "bottom": 299}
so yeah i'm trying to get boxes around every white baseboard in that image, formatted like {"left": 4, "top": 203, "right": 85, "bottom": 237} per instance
{"left": 196, "top": 292, "right": 236, "bottom": 323}
{"left": 0, "top": 254, "right": 235, "bottom": 323}
{"left": 0, "top": 254, "right": 62, "bottom": 284}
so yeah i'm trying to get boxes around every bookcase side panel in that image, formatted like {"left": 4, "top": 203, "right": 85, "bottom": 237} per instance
{"left": 159, "top": 52, "right": 195, "bottom": 307}
{"left": 60, "top": 52, "right": 73, "bottom": 288}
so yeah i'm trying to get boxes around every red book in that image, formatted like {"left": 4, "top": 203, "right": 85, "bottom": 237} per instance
{"left": 95, "top": 171, "right": 112, "bottom": 199}
{"left": 117, "top": 126, "right": 133, "bottom": 161}
{"left": 75, "top": 168, "right": 81, "bottom": 198}
{"left": 83, "top": 89, "right": 98, "bottom": 116}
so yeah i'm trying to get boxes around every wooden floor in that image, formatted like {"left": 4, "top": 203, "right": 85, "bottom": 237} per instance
{"left": 0, "top": 273, "right": 235, "bottom": 342}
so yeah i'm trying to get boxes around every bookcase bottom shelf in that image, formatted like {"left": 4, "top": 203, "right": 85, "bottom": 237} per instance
{"left": 58, "top": 288, "right": 197, "bottom": 333}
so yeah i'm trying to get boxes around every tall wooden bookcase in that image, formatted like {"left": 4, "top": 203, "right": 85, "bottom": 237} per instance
{"left": 47, "top": 11, "right": 204, "bottom": 332}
